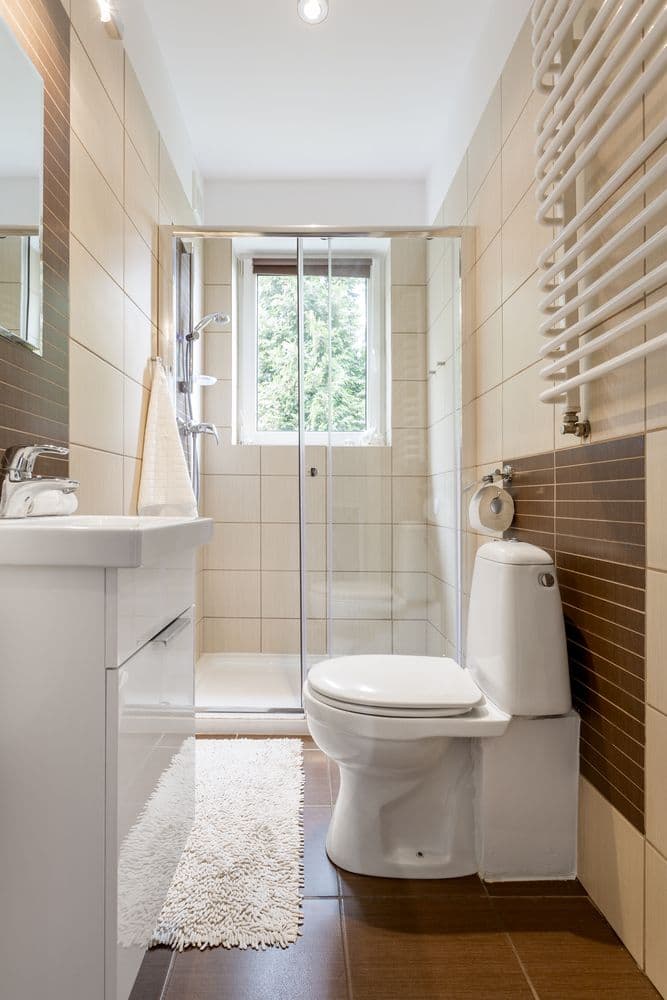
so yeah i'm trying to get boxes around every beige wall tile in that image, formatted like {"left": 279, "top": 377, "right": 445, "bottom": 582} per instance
{"left": 70, "top": 0, "right": 124, "bottom": 115}
{"left": 467, "top": 155, "right": 501, "bottom": 261}
{"left": 158, "top": 137, "right": 193, "bottom": 224}
{"left": 203, "top": 570, "right": 260, "bottom": 618}
{"left": 262, "top": 571, "right": 300, "bottom": 619}
{"left": 391, "top": 285, "right": 426, "bottom": 333}
{"left": 333, "top": 476, "right": 391, "bottom": 524}
{"left": 124, "top": 59, "right": 159, "bottom": 186}
{"left": 392, "top": 379, "right": 426, "bottom": 429}
{"left": 647, "top": 706, "right": 667, "bottom": 860}
{"left": 391, "top": 238, "right": 427, "bottom": 285}
{"left": 331, "top": 573, "right": 392, "bottom": 620}
{"left": 331, "top": 446, "right": 391, "bottom": 477}
{"left": 440, "top": 155, "right": 467, "bottom": 225}
{"left": 70, "top": 444, "right": 123, "bottom": 515}
{"left": 205, "top": 523, "right": 261, "bottom": 571}
{"left": 393, "top": 523, "right": 428, "bottom": 572}
{"left": 69, "top": 237, "right": 124, "bottom": 369}
{"left": 124, "top": 216, "right": 156, "bottom": 321}
{"left": 645, "top": 843, "right": 667, "bottom": 997}
{"left": 70, "top": 133, "right": 124, "bottom": 286}
{"left": 124, "top": 135, "right": 159, "bottom": 255}
{"left": 501, "top": 17, "right": 533, "bottom": 141}
{"left": 392, "top": 476, "right": 426, "bottom": 523}
{"left": 502, "top": 269, "right": 541, "bottom": 380}
{"left": 393, "top": 572, "right": 428, "bottom": 620}
{"left": 475, "top": 309, "right": 502, "bottom": 396}
{"left": 647, "top": 429, "right": 667, "bottom": 570}
{"left": 578, "top": 777, "right": 645, "bottom": 964}
{"left": 203, "top": 618, "right": 261, "bottom": 654}
{"left": 392, "top": 428, "right": 427, "bottom": 477}
{"left": 646, "top": 287, "right": 667, "bottom": 431}
{"left": 467, "top": 81, "right": 501, "bottom": 201}
{"left": 69, "top": 341, "right": 123, "bottom": 454}
{"left": 203, "top": 285, "right": 233, "bottom": 325}
{"left": 502, "top": 362, "right": 554, "bottom": 459}
{"left": 122, "top": 377, "right": 148, "bottom": 460}
{"left": 474, "top": 234, "right": 502, "bottom": 329}
{"left": 502, "top": 185, "right": 551, "bottom": 302}
{"left": 202, "top": 475, "right": 260, "bottom": 523}
{"left": 475, "top": 386, "right": 502, "bottom": 466}
{"left": 331, "top": 619, "right": 392, "bottom": 655}
{"left": 502, "top": 90, "right": 542, "bottom": 222}
{"left": 393, "top": 620, "right": 426, "bottom": 655}
{"left": 204, "top": 331, "right": 233, "bottom": 379}
{"left": 123, "top": 296, "right": 155, "bottom": 388}
{"left": 204, "top": 239, "right": 233, "bottom": 284}
{"left": 428, "top": 413, "right": 457, "bottom": 475}
{"left": 70, "top": 32, "right": 123, "bottom": 200}
{"left": 203, "top": 379, "right": 232, "bottom": 426}
{"left": 122, "top": 456, "right": 141, "bottom": 515}
{"left": 332, "top": 524, "right": 391, "bottom": 572}
{"left": 647, "top": 569, "right": 667, "bottom": 714}
{"left": 261, "top": 619, "right": 301, "bottom": 655}
{"left": 392, "top": 334, "right": 426, "bottom": 381}
{"left": 204, "top": 434, "right": 259, "bottom": 476}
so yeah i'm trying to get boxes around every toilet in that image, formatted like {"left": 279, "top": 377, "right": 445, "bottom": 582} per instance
{"left": 304, "top": 540, "right": 576, "bottom": 880}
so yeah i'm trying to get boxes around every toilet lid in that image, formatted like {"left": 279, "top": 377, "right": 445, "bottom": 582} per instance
{"left": 307, "top": 655, "right": 483, "bottom": 715}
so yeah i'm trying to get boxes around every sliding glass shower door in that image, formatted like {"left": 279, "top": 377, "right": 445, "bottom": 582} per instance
{"left": 194, "top": 231, "right": 463, "bottom": 714}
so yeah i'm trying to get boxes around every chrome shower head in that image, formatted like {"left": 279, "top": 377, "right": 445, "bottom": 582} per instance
{"left": 188, "top": 311, "right": 231, "bottom": 340}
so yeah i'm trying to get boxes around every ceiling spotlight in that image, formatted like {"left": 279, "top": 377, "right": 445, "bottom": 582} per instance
{"left": 298, "top": 0, "right": 329, "bottom": 24}
{"left": 97, "top": 0, "right": 123, "bottom": 39}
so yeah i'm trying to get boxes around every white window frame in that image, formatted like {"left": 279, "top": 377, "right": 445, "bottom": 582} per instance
{"left": 236, "top": 251, "right": 387, "bottom": 446}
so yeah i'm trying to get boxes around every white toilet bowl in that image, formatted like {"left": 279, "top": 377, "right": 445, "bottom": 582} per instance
{"left": 304, "top": 540, "right": 575, "bottom": 880}
{"left": 304, "top": 656, "right": 509, "bottom": 878}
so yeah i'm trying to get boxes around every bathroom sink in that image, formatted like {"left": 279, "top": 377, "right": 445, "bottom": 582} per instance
{"left": 0, "top": 514, "right": 212, "bottom": 567}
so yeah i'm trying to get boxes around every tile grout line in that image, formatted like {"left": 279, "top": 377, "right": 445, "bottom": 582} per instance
{"left": 158, "top": 950, "right": 176, "bottom": 1000}
{"left": 338, "top": 896, "right": 355, "bottom": 1000}
{"left": 504, "top": 932, "right": 541, "bottom": 1000}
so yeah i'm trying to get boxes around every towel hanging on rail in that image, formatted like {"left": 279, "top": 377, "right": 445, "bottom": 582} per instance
{"left": 138, "top": 358, "right": 197, "bottom": 518}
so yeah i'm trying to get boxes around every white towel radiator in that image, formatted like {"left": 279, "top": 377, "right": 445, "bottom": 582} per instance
{"left": 531, "top": 0, "right": 667, "bottom": 435}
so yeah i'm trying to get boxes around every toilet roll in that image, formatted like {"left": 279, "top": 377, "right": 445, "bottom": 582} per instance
{"left": 468, "top": 484, "right": 514, "bottom": 535}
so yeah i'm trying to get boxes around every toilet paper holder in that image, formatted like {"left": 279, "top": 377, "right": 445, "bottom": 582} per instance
{"left": 482, "top": 464, "right": 513, "bottom": 486}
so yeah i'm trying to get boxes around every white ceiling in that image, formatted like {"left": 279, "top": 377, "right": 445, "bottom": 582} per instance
{"left": 140, "top": 0, "right": 501, "bottom": 182}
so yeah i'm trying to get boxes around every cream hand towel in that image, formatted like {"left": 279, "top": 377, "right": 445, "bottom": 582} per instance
{"left": 138, "top": 359, "right": 198, "bottom": 517}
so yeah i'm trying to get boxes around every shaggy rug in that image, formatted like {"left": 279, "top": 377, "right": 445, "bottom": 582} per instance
{"left": 146, "top": 738, "right": 305, "bottom": 951}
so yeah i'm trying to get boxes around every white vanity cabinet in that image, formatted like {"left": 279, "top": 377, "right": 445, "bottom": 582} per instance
{"left": 0, "top": 516, "right": 212, "bottom": 1000}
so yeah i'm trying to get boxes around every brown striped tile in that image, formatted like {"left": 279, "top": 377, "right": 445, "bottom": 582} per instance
{"left": 556, "top": 435, "right": 644, "bottom": 467}
{"left": 558, "top": 568, "right": 644, "bottom": 612}
{"left": 556, "top": 457, "right": 644, "bottom": 483}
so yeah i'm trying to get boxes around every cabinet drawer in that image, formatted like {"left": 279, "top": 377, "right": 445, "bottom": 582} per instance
{"left": 108, "top": 613, "right": 195, "bottom": 1000}
{"left": 113, "top": 548, "right": 195, "bottom": 666}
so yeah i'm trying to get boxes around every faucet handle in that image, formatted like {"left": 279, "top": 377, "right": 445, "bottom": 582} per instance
{"left": 2, "top": 443, "right": 69, "bottom": 480}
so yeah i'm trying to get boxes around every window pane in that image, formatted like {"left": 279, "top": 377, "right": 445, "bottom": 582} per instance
{"left": 256, "top": 270, "right": 368, "bottom": 435}
{"left": 256, "top": 273, "right": 298, "bottom": 432}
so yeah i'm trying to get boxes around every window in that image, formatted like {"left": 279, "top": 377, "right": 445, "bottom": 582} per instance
{"left": 237, "top": 252, "right": 387, "bottom": 444}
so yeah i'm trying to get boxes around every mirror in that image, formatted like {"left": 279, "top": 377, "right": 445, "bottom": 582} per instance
{"left": 0, "top": 16, "right": 44, "bottom": 353}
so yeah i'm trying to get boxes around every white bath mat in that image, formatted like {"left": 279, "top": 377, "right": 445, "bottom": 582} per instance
{"left": 151, "top": 738, "right": 305, "bottom": 951}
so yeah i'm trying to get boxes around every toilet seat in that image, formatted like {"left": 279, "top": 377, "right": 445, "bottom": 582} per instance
{"left": 307, "top": 655, "right": 483, "bottom": 718}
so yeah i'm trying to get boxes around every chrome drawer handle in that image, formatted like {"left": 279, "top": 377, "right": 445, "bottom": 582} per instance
{"left": 151, "top": 616, "right": 191, "bottom": 645}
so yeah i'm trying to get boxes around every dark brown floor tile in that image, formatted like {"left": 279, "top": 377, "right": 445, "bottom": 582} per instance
{"left": 339, "top": 870, "right": 485, "bottom": 898}
{"left": 129, "top": 947, "right": 173, "bottom": 999}
{"left": 164, "top": 899, "right": 348, "bottom": 1000}
{"left": 303, "top": 750, "right": 332, "bottom": 806}
{"left": 485, "top": 879, "right": 586, "bottom": 897}
{"left": 494, "top": 898, "right": 660, "bottom": 999}
{"left": 304, "top": 806, "right": 339, "bottom": 897}
{"left": 343, "top": 896, "right": 533, "bottom": 999}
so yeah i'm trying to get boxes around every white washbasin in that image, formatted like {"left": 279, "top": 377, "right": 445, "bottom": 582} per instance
{"left": 0, "top": 515, "right": 213, "bottom": 567}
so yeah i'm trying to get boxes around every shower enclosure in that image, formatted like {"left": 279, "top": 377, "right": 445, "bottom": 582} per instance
{"left": 171, "top": 228, "right": 464, "bottom": 718}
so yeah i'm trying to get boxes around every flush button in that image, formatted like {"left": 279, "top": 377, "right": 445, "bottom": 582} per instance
{"left": 539, "top": 572, "right": 555, "bottom": 588}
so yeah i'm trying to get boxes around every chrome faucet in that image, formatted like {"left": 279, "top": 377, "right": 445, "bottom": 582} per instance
{"left": 0, "top": 444, "right": 79, "bottom": 518}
